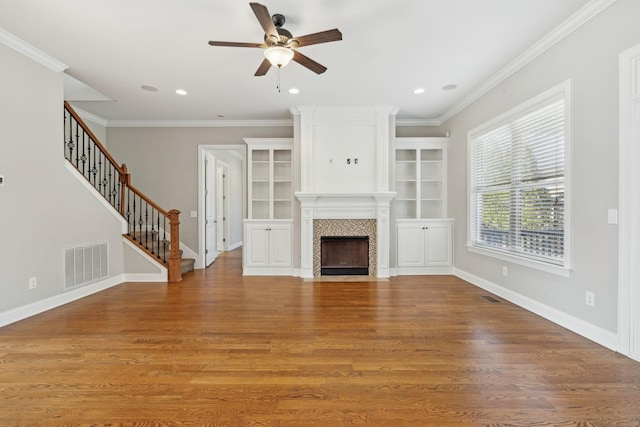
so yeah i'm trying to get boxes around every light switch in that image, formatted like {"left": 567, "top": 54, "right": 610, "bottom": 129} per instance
{"left": 608, "top": 209, "right": 618, "bottom": 225}
{"left": 190, "top": 211, "right": 197, "bottom": 218}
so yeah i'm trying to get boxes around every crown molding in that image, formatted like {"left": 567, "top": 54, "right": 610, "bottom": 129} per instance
{"left": 438, "top": 0, "right": 617, "bottom": 124}
{"left": 0, "top": 27, "right": 67, "bottom": 72}
{"left": 107, "top": 119, "right": 293, "bottom": 128}
{"left": 71, "top": 105, "right": 109, "bottom": 127}
{"left": 396, "top": 118, "right": 441, "bottom": 127}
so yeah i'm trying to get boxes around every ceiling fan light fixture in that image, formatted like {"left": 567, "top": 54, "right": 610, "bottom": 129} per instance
{"left": 264, "top": 46, "right": 294, "bottom": 68}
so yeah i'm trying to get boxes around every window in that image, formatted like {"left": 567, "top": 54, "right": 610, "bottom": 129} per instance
{"left": 468, "top": 81, "right": 570, "bottom": 274}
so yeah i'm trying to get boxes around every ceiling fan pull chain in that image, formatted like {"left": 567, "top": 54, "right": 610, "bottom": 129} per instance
{"left": 277, "top": 66, "right": 281, "bottom": 93}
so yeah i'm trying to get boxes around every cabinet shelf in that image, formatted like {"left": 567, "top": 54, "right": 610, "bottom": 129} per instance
{"left": 246, "top": 139, "right": 293, "bottom": 220}
{"left": 394, "top": 138, "right": 447, "bottom": 219}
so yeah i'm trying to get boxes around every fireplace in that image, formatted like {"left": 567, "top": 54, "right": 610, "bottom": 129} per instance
{"left": 312, "top": 218, "right": 377, "bottom": 277}
{"left": 321, "top": 236, "right": 369, "bottom": 275}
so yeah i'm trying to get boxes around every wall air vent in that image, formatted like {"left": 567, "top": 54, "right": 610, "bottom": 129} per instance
{"left": 64, "top": 242, "right": 108, "bottom": 291}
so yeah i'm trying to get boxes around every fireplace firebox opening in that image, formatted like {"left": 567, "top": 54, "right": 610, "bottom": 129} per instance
{"left": 320, "top": 236, "right": 369, "bottom": 276}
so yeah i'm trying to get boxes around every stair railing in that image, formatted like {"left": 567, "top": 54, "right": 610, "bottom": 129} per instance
{"left": 63, "top": 101, "right": 182, "bottom": 282}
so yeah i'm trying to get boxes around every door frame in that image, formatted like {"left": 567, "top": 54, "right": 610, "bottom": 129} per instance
{"left": 618, "top": 42, "right": 640, "bottom": 362}
{"left": 197, "top": 145, "right": 246, "bottom": 269}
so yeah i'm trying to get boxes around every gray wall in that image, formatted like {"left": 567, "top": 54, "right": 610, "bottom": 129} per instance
{"left": 0, "top": 42, "right": 125, "bottom": 314}
{"left": 106, "top": 126, "right": 292, "bottom": 252}
{"left": 444, "top": 0, "right": 640, "bottom": 333}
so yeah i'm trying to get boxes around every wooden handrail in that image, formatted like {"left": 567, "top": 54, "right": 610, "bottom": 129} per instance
{"left": 63, "top": 101, "right": 124, "bottom": 176}
{"left": 125, "top": 182, "right": 170, "bottom": 217}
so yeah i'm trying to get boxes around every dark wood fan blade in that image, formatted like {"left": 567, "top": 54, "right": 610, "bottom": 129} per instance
{"left": 250, "top": 2, "right": 279, "bottom": 42}
{"left": 209, "top": 41, "right": 266, "bottom": 48}
{"left": 292, "top": 29, "right": 342, "bottom": 48}
{"left": 254, "top": 58, "right": 271, "bottom": 76}
{"left": 293, "top": 50, "right": 327, "bottom": 74}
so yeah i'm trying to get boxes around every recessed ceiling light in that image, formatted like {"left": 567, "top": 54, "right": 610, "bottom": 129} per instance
{"left": 413, "top": 88, "right": 425, "bottom": 94}
{"left": 175, "top": 89, "right": 187, "bottom": 95}
{"left": 288, "top": 88, "right": 300, "bottom": 94}
{"left": 141, "top": 85, "right": 158, "bottom": 92}
{"left": 442, "top": 84, "right": 458, "bottom": 91}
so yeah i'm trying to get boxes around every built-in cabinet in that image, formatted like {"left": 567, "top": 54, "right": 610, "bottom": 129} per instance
{"left": 243, "top": 138, "right": 294, "bottom": 275}
{"left": 396, "top": 219, "right": 454, "bottom": 274}
{"left": 394, "top": 137, "right": 447, "bottom": 219}
{"left": 394, "top": 137, "right": 453, "bottom": 274}
{"left": 243, "top": 221, "right": 293, "bottom": 275}
{"left": 246, "top": 139, "right": 293, "bottom": 220}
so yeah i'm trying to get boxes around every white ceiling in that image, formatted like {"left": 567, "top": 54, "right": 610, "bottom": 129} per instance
{"left": 0, "top": 0, "right": 594, "bottom": 123}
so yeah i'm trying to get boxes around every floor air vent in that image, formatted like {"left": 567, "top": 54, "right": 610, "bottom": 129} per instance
{"left": 480, "top": 295, "right": 501, "bottom": 303}
{"left": 64, "top": 242, "right": 108, "bottom": 291}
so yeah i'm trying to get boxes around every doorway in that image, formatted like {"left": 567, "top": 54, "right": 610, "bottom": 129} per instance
{"left": 198, "top": 145, "right": 246, "bottom": 269}
{"left": 618, "top": 42, "right": 640, "bottom": 362}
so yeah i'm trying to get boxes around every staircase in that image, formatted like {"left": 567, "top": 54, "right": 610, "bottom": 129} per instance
{"left": 63, "top": 102, "right": 194, "bottom": 281}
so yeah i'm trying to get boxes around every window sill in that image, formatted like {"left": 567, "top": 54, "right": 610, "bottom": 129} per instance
{"left": 466, "top": 244, "right": 571, "bottom": 277}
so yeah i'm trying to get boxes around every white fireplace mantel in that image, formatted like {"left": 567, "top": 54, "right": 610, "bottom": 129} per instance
{"left": 296, "top": 192, "right": 396, "bottom": 278}
{"left": 292, "top": 105, "right": 398, "bottom": 279}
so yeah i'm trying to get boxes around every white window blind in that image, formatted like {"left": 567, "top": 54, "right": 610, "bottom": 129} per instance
{"left": 469, "top": 84, "right": 569, "bottom": 269}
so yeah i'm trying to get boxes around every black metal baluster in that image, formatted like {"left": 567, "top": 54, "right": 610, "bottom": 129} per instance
{"left": 86, "top": 136, "right": 93, "bottom": 184}
{"left": 66, "top": 111, "right": 74, "bottom": 162}
{"left": 126, "top": 188, "right": 131, "bottom": 235}
{"left": 91, "top": 139, "right": 97, "bottom": 187}
{"left": 163, "top": 216, "right": 168, "bottom": 263}
{"left": 156, "top": 211, "right": 161, "bottom": 259}
{"left": 80, "top": 130, "right": 87, "bottom": 176}
{"left": 108, "top": 165, "right": 113, "bottom": 205}
{"left": 138, "top": 196, "right": 144, "bottom": 248}
{"left": 74, "top": 122, "right": 80, "bottom": 168}
{"left": 132, "top": 192, "right": 137, "bottom": 240}
{"left": 143, "top": 200, "right": 148, "bottom": 249}
{"left": 102, "top": 152, "right": 108, "bottom": 200}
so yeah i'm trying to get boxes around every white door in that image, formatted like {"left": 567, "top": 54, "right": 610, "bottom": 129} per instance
{"left": 619, "top": 43, "right": 640, "bottom": 362}
{"left": 216, "top": 165, "right": 226, "bottom": 251}
{"left": 205, "top": 153, "right": 217, "bottom": 266}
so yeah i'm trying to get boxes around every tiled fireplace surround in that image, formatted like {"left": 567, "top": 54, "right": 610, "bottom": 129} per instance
{"left": 296, "top": 193, "right": 396, "bottom": 278}
{"left": 313, "top": 219, "right": 377, "bottom": 277}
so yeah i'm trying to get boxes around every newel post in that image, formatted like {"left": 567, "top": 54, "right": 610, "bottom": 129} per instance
{"left": 167, "top": 209, "right": 182, "bottom": 282}
{"left": 119, "top": 164, "right": 130, "bottom": 216}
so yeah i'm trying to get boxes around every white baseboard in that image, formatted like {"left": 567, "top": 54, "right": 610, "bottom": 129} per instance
{"left": 396, "top": 266, "right": 455, "bottom": 275}
{"left": 124, "top": 272, "right": 167, "bottom": 282}
{"left": 0, "top": 275, "right": 125, "bottom": 328}
{"left": 454, "top": 268, "right": 618, "bottom": 351}
{"left": 229, "top": 241, "right": 243, "bottom": 251}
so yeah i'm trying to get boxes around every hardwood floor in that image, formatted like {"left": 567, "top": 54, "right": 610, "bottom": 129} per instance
{"left": 1, "top": 249, "right": 639, "bottom": 426}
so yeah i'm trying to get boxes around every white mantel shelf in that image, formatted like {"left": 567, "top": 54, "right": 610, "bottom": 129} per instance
{"left": 295, "top": 192, "right": 396, "bottom": 219}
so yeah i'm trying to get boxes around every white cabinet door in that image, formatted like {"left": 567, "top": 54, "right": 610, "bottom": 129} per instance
{"left": 425, "top": 224, "right": 452, "bottom": 266}
{"left": 396, "top": 220, "right": 453, "bottom": 273}
{"left": 397, "top": 223, "right": 426, "bottom": 267}
{"left": 245, "top": 225, "right": 269, "bottom": 268}
{"left": 268, "top": 225, "right": 292, "bottom": 267}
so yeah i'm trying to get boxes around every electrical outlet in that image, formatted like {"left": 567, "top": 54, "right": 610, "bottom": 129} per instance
{"left": 585, "top": 291, "right": 595, "bottom": 307}
{"left": 28, "top": 277, "right": 37, "bottom": 289}
{"left": 502, "top": 266, "right": 508, "bottom": 277}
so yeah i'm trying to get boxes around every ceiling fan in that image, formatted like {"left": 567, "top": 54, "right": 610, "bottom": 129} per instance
{"left": 208, "top": 2, "right": 342, "bottom": 76}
